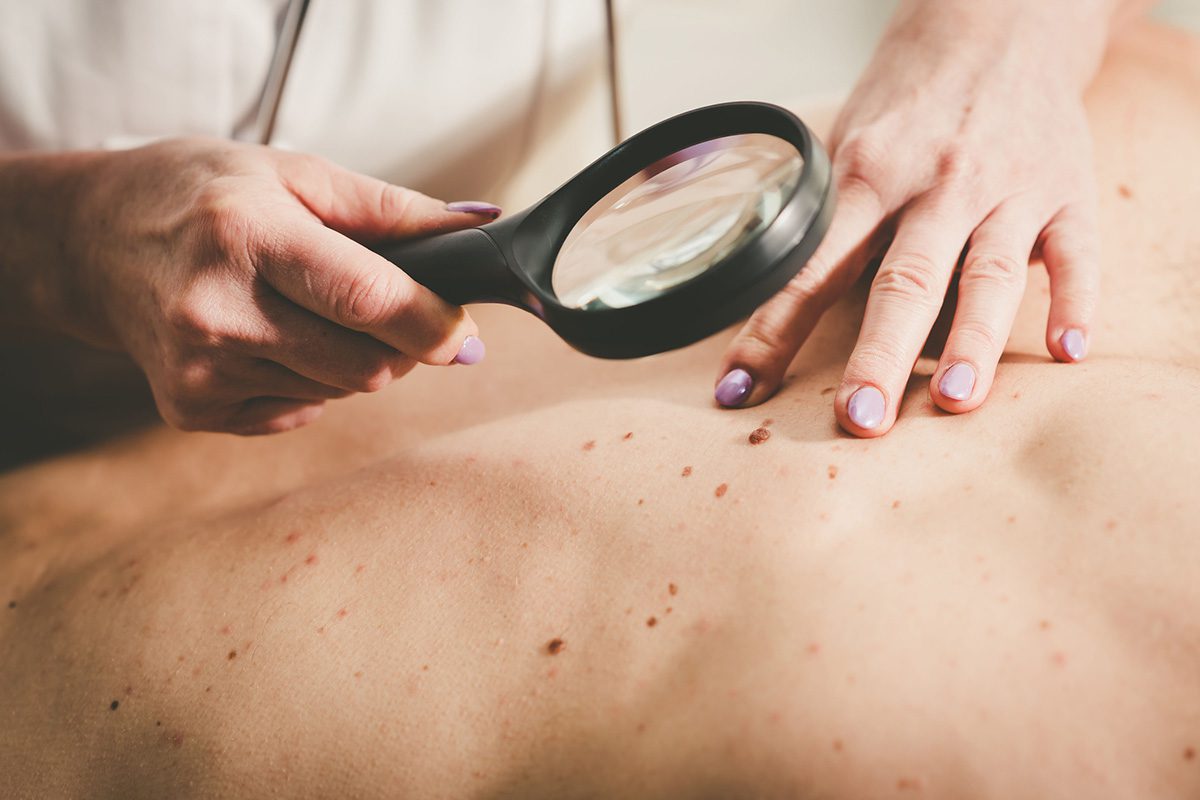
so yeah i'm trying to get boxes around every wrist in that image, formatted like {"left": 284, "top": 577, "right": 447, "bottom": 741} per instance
{"left": 0, "top": 149, "right": 111, "bottom": 343}
{"left": 884, "top": 0, "right": 1114, "bottom": 94}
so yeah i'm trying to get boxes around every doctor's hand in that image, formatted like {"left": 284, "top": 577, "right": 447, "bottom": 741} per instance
{"left": 713, "top": 0, "right": 1111, "bottom": 437}
{"left": 61, "top": 137, "right": 498, "bottom": 435}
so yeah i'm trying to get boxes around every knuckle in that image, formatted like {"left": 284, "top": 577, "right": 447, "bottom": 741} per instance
{"left": 333, "top": 271, "right": 404, "bottom": 329}
{"left": 960, "top": 253, "right": 1026, "bottom": 289}
{"left": 835, "top": 130, "right": 888, "bottom": 186}
{"left": 191, "top": 181, "right": 259, "bottom": 260}
{"left": 872, "top": 253, "right": 945, "bottom": 305}
{"left": 951, "top": 317, "right": 1004, "bottom": 353}
{"left": 164, "top": 288, "right": 224, "bottom": 345}
{"left": 935, "top": 141, "right": 980, "bottom": 185}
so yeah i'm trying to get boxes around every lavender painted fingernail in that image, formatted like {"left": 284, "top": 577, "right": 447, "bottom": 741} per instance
{"left": 938, "top": 362, "right": 976, "bottom": 401}
{"left": 847, "top": 386, "right": 885, "bottom": 430}
{"left": 453, "top": 335, "right": 486, "bottom": 365}
{"left": 715, "top": 369, "right": 753, "bottom": 407}
{"left": 445, "top": 200, "right": 502, "bottom": 218}
{"left": 1060, "top": 328, "right": 1087, "bottom": 361}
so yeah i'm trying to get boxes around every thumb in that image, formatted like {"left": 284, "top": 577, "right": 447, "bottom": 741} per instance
{"left": 276, "top": 151, "right": 501, "bottom": 242}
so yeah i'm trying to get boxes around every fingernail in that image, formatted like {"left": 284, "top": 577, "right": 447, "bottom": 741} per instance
{"left": 847, "top": 386, "right": 886, "bottom": 430}
{"left": 445, "top": 200, "right": 502, "bottom": 218}
{"left": 715, "top": 369, "right": 753, "bottom": 407}
{"left": 1060, "top": 328, "right": 1087, "bottom": 361}
{"left": 938, "top": 362, "right": 976, "bottom": 401}
{"left": 453, "top": 335, "right": 486, "bottom": 365}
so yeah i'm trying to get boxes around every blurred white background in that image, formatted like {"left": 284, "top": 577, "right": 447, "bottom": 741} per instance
{"left": 613, "top": 0, "right": 1200, "bottom": 133}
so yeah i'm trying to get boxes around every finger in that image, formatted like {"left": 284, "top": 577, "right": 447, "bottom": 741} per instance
{"left": 931, "top": 201, "right": 1041, "bottom": 413}
{"left": 239, "top": 285, "right": 418, "bottom": 392}
{"left": 224, "top": 398, "right": 327, "bottom": 436}
{"left": 254, "top": 223, "right": 479, "bottom": 365}
{"left": 277, "top": 152, "right": 501, "bottom": 241}
{"left": 1039, "top": 202, "right": 1100, "bottom": 363}
{"left": 715, "top": 179, "right": 886, "bottom": 407}
{"left": 837, "top": 193, "right": 975, "bottom": 437}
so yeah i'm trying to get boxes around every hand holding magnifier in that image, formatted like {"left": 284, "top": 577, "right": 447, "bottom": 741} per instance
{"left": 375, "top": 102, "right": 834, "bottom": 359}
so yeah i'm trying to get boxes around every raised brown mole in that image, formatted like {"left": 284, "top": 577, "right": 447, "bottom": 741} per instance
{"left": 714, "top": 483, "right": 728, "bottom": 498}
{"left": 748, "top": 427, "right": 771, "bottom": 445}
{"left": 668, "top": 583, "right": 678, "bottom": 596}
{"left": 547, "top": 638, "right": 565, "bottom": 655}
{"left": 646, "top": 616, "right": 658, "bottom": 627}
{"left": 681, "top": 466, "right": 693, "bottom": 477}
{"left": 622, "top": 432, "right": 634, "bottom": 441}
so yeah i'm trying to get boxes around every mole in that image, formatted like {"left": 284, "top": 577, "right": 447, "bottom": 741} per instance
{"left": 714, "top": 483, "right": 728, "bottom": 498}
{"left": 623, "top": 432, "right": 634, "bottom": 440}
{"left": 305, "top": 553, "right": 319, "bottom": 566}
{"left": 547, "top": 638, "right": 565, "bottom": 655}
{"left": 1184, "top": 746, "right": 1196, "bottom": 761}
{"left": 109, "top": 700, "right": 120, "bottom": 711}
{"left": 227, "top": 650, "right": 237, "bottom": 661}
{"left": 827, "top": 465, "right": 838, "bottom": 479}
{"left": 1117, "top": 183, "right": 1133, "bottom": 199}
{"left": 582, "top": 440, "right": 596, "bottom": 451}
{"left": 681, "top": 466, "right": 693, "bottom": 477}
{"left": 646, "top": 616, "right": 658, "bottom": 627}
{"left": 668, "top": 583, "right": 678, "bottom": 596}
{"left": 891, "top": 500, "right": 901, "bottom": 509}
{"left": 748, "top": 427, "right": 771, "bottom": 445}
{"left": 284, "top": 532, "right": 300, "bottom": 545}
{"left": 6, "top": 600, "right": 14, "bottom": 609}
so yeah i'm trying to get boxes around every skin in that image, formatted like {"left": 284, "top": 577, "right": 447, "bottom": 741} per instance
{"left": 0, "top": 138, "right": 498, "bottom": 434}
{"left": 716, "top": 0, "right": 1154, "bottom": 437}
{"left": 1, "top": 22, "right": 1199, "bottom": 798}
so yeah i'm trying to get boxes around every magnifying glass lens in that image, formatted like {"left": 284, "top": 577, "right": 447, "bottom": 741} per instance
{"left": 552, "top": 133, "right": 804, "bottom": 310}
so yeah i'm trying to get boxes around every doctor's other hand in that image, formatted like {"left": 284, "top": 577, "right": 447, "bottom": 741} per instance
{"left": 50, "top": 138, "right": 497, "bottom": 435}
{"left": 714, "top": 0, "right": 1109, "bottom": 437}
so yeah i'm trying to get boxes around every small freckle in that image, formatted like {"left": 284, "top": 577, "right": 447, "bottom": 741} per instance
{"left": 279, "top": 574, "right": 288, "bottom": 584}
{"left": 807, "top": 642, "right": 821, "bottom": 655}
{"left": 219, "top": 625, "right": 231, "bottom": 635}
{"left": 748, "top": 427, "right": 771, "bottom": 445}
{"left": 1184, "top": 746, "right": 1195, "bottom": 761}
{"left": 1051, "top": 651, "right": 1068, "bottom": 667}
{"left": 623, "top": 431, "right": 633, "bottom": 440}
{"left": 668, "top": 582, "right": 678, "bottom": 596}
{"left": 124, "top": 685, "right": 134, "bottom": 696}
{"left": 1039, "top": 619, "right": 1052, "bottom": 631}
{"left": 646, "top": 616, "right": 658, "bottom": 627}
{"left": 665, "top": 606, "right": 673, "bottom": 614}
{"left": 547, "top": 638, "right": 565, "bottom": 655}
{"left": 832, "top": 738, "right": 844, "bottom": 752}
{"left": 227, "top": 650, "right": 237, "bottom": 660}
{"left": 636, "top": 722, "right": 646, "bottom": 734}
{"left": 1007, "top": 515, "right": 1017, "bottom": 524}
{"left": 204, "top": 686, "right": 212, "bottom": 693}
{"left": 1117, "top": 183, "right": 1133, "bottom": 198}
{"left": 714, "top": 483, "right": 728, "bottom": 498}
{"left": 428, "top": 480, "right": 437, "bottom": 487}
{"left": 355, "top": 564, "right": 366, "bottom": 574}
{"left": 6, "top": 600, "right": 14, "bottom": 609}
{"left": 582, "top": 440, "right": 595, "bottom": 451}
{"left": 421, "top": 664, "right": 429, "bottom": 672}
{"left": 284, "top": 532, "right": 300, "bottom": 544}
{"left": 109, "top": 700, "right": 119, "bottom": 711}
{"left": 1012, "top": 391, "right": 1021, "bottom": 399}
{"left": 353, "top": 671, "right": 363, "bottom": 679}
{"left": 827, "top": 465, "right": 838, "bottom": 479}
{"left": 337, "top": 608, "right": 349, "bottom": 618}
{"left": 637, "top": 498, "right": 645, "bottom": 505}
{"left": 305, "top": 553, "right": 318, "bottom": 566}
{"left": 625, "top": 607, "right": 633, "bottom": 615}
{"left": 316, "top": 626, "right": 325, "bottom": 635}
{"left": 681, "top": 466, "right": 692, "bottom": 477}
{"left": 891, "top": 500, "right": 901, "bottom": 509}
{"left": 1104, "top": 519, "right": 1117, "bottom": 531}
{"left": 897, "top": 777, "right": 923, "bottom": 791}
{"left": 155, "top": 720, "right": 161, "bottom": 727}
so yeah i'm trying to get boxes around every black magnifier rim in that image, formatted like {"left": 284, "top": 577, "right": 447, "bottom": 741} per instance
{"left": 494, "top": 100, "right": 833, "bottom": 359}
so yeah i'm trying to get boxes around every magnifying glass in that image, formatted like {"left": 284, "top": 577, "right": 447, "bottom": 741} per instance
{"left": 374, "top": 101, "right": 834, "bottom": 359}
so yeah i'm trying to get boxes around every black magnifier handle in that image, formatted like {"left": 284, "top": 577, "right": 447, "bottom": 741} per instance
{"left": 373, "top": 225, "right": 523, "bottom": 308}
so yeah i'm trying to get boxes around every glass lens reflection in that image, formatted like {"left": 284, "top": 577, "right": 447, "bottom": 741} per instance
{"left": 551, "top": 133, "right": 803, "bottom": 310}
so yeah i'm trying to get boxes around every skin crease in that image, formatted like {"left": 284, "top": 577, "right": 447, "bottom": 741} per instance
{"left": 716, "top": 0, "right": 1155, "bottom": 437}
{"left": 0, "top": 139, "right": 498, "bottom": 435}
{"left": 0, "top": 23, "right": 1199, "bottom": 799}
